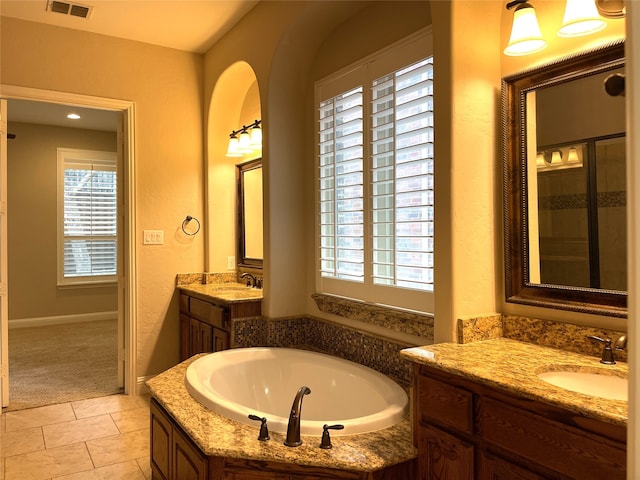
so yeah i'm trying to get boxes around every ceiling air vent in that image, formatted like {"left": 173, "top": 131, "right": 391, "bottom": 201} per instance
{"left": 46, "top": 1, "right": 92, "bottom": 19}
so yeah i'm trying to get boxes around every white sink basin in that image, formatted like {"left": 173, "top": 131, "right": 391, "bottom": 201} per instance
{"left": 537, "top": 371, "right": 627, "bottom": 401}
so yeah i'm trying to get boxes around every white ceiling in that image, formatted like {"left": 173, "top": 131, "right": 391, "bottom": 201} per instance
{"left": 1, "top": 0, "right": 258, "bottom": 131}
{"left": 0, "top": 0, "right": 259, "bottom": 53}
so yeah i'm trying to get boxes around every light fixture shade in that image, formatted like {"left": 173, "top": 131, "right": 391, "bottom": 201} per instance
{"left": 566, "top": 147, "right": 580, "bottom": 163}
{"left": 504, "top": 3, "right": 548, "bottom": 56}
{"left": 250, "top": 125, "right": 262, "bottom": 147}
{"left": 536, "top": 152, "right": 546, "bottom": 167}
{"left": 226, "top": 135, "right": 243, "bottom": 157}
{"left": 550, "top": 150, "right": 563, "bottom": 165}
{"left": 237, "top": 130, "right": 252, "bottom": 153}
{"left": 558, "top": 0, "right": 606, "bottom": 37}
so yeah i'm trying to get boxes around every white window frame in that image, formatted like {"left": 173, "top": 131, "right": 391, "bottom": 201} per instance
{"left": 315, "top": 28, "right": 434, "bottom": 313}
{"left": 57, "top": 148, "right": 117, "bottom": 287}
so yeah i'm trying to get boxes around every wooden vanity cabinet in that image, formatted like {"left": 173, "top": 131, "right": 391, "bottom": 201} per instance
{"left": 179, "top": 293, "right": 261, "bottom": 360}
{"left": 413, "top": 364, "right": 626, "bottom": 480}
{"left": 151, "top": 399, "right": 415, "bottom": 480}
{"left": 151, "top": 398, "right": 208, "bottom": 480}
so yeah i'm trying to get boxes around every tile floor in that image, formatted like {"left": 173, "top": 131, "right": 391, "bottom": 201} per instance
{"left": 1, "top": 394, "right": 151, "bottom": 480}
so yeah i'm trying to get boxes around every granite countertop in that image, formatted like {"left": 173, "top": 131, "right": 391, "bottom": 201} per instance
{"left": 401, "top": 338, "right": 628, "bottom": 427}
{"left": 179, "top": 283, "right": 263, "bottom": 304}
{"left": 146, "top": 357, "right": 417, "bottom": 472}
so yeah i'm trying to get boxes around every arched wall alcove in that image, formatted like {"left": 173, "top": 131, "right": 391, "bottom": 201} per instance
{"left": 206, "top": 61, "right": 261, "bottom": 273}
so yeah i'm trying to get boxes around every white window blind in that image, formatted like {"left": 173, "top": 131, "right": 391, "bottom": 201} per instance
{"left": 58, "top": 149, "right": 117, "bottom": 285}
{"left": 316, "top": 29, "right": 433, "bottom": 313}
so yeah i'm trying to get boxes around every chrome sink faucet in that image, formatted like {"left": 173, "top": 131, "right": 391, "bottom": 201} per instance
{"left": 284, "top": 386, "right": 311, "bottom": 447}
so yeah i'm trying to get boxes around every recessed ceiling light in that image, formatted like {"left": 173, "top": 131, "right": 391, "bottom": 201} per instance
{"left": 67, "top": 113, "right": 81, "bottom": 120}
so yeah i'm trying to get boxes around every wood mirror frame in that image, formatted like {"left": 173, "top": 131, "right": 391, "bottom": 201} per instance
{"left": 502, "top": 41, "right": 626, "bottom": 318}
{"left": 236, "top": 158, "right": 263, "bottom": 269}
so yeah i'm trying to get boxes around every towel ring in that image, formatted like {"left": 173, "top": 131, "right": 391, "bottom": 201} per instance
{"left": 182, "top": 216, "right": 200, "bottom": 236}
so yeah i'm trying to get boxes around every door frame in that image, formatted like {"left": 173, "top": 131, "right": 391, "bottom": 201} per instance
{"left": 0, "top": 85, "right": 138, "bottom": 401}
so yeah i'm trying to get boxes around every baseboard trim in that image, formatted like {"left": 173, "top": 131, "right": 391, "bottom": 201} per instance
{"left": 8, "top": 311, "right": 118, "bottom": 329}
{"left": 137, "top": 375, "right": 153, "bottom": 395}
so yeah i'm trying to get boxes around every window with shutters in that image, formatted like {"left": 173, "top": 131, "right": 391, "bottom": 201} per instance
{"left": 57, "top": 148, "right": 117, "bottom": 286}
{"left": 315, "top": 29, "right": 433, "bottom": 313}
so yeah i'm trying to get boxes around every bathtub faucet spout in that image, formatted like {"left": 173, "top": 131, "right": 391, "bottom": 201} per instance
{"left": 284, "top": 386, "right": 311, "bottom": 447}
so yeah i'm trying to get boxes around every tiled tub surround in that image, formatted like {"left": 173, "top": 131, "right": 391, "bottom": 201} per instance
{"left": 232, "top": 315, "right": 415, "bottom": 386}
{"left": 401, "top": 338, "right": 627, "bottom": 427}
{"left": 145, "top": 357, "right": 417, "bottom": 473}
{"left": 457, "top": 313, "right": 628, "bottom": 363}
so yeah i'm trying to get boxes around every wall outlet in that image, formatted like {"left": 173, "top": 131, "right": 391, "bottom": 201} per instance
{"left": 227, "top": 256, "right": 235, "bottom": 269}
{"left": 143, "top": 230, "right": 164, "bottom": 245}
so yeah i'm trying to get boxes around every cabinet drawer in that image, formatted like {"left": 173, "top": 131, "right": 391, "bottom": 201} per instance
{"left": 479, "top": 397, "right": 625, "bottom": 480}
{"left": 189, "top": 298, "right": 227, "bottom": 329}
{"left": 417, "top": 372, "right": 474, "bottom": 435}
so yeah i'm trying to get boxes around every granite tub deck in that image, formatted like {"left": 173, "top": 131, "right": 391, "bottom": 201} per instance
{"left": 401, "top": 338, "right": 628, "bottom": 427}
{"left": 146, "top": 356, "right": 417, "bottom": 473}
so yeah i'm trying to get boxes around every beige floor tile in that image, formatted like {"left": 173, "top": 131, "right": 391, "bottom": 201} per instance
{"left": 72, "top": 395, "right": 146, "bottom": 420}
{"left": 110, "top": 406, "right": 149, "bottom": 434}
{"left": 86, "top": 428, "right": 149, "bottom": 468}
{"left": 4, "top": 442, "right": 93, "bottom": 480}
{"left": 1, "top": 426, "right": 44, "bottom": 458}
{"left": 4, "top": 404, "right": 76, "bottom": 432}
{"left": 43, "top": 414, "right": 119, "bottom": 449}
{"left": 1, "top": 457, "right": 5, "bottom": 480}
{"left": 136, "top": 456, "right": 152, "bottom": 480}
{"left": 52, "top": 460, "right": 146, "bottom": 480}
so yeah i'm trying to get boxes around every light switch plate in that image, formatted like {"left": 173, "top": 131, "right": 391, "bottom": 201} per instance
{"left": 227, "top": 256, "right": 235, "bottom": 269}
{"left": 143, "top": 230, "right": 164, "bottom": 245}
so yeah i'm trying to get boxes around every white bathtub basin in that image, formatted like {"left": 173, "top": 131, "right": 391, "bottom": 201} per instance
{"left": 185, "top": 347, "right": 409, "bottom": 436}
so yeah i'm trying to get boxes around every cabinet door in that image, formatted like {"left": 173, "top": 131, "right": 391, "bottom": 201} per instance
{"left": 173, "top": 428, "right": 208, "bottom": 480}
{"left": 150, "top": 400, "right": 172, "bottom": 480}
{"left": 179, "top": 314, "right": 190, "bottom": 361}
{"left": 418, "top": 423, "right": 473, "bottom": 480}
{"left": 478, "top": 451, "right": 549, "bottom": 480}
{"left": 200, "top": 322, "right": 213, "bottom": 353}
{"left": 189, "top": 318, "right": 201, "bottom": 356}
{"left": 213, "top": 327, "right": 229, "bottom": 352}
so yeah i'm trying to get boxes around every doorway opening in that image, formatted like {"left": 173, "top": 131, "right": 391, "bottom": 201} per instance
{"left": 0, "top": 86, "right": 137, "bottom": 411}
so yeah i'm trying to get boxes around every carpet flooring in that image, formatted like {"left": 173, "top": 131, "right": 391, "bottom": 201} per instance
{"left": 6, "top": 319, "right": 122, "bottom": 411}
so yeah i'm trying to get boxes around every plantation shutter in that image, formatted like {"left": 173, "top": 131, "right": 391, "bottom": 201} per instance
{"left": 371, "top": 58, "right": 434, "bottom": 291}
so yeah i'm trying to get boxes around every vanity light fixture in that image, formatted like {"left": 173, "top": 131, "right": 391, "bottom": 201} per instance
{"left": 504, "top": 1, "right": 547, "bottom": 56}
{"left": 226, "top": 119, "right": 262, "bottom": 157}
{"left": 558, "top": 0, "right": 606, "bottom": 37}
{"left": 504, "top": 0, "right": 609, "bottom": 56}
{"left": 537, "top": 145, "right": 584, "bottom": 171}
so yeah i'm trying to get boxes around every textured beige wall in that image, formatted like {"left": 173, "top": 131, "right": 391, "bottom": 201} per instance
{"left": 1, "top": 17, "right": 205, "bottom": 378}
{"left": 7, "top": 121, "right": 118, "bottom": 320}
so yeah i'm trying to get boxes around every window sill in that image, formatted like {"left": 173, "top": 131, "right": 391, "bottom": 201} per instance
{"left": 58, "top": 281, "right": 117, "bottom": 290}
{"left": 312, "top": 293, "right": 434, "bottom": 339}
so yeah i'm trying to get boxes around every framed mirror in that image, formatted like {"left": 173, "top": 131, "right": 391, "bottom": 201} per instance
{"left": 236, "top": 159, "right": 263, "bottom": 269}
{"left": 502, "top": 41, "right": 626, "bottom": 317}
